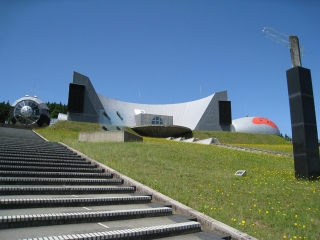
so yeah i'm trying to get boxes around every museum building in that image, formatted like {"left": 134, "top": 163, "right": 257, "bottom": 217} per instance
{"left": 67, "top": 72, "right": 232, "bottom": 137}
{"left": 7, "top": 71, "right": 280, "bottom": 136}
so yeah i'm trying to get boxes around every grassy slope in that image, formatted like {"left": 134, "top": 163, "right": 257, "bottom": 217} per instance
{"left": 35, "top": 121, "right": 320, "bottom": 240}
{"left": 193, "top": 131, "right": 294, "bottom": 155}
{"left": 192, "top": 130, "right": 289, "bottom": 145}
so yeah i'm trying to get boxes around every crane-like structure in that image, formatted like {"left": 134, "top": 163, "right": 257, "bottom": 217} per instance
{"left": 262, "top": 27, "right": 303, "bottom": 67}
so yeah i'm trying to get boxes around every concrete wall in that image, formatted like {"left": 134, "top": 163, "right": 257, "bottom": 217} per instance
{"left": 78, "top": 130, "right": 142, "bottom": 142}
{"left": 194, "top": 91, "right": 230, "bottom": 131}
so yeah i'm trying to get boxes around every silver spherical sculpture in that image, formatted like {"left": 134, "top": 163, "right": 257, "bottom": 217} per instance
{"left": 10, "top": 95, "right": 50, "bottom": 127}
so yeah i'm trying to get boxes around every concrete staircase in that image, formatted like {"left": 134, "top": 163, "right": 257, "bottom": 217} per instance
{"left": 0, "top": 126, "right": 230, "bottom": 240}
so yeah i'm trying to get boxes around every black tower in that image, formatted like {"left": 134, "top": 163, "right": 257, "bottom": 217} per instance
{"left": 286, "top": 66, "right": 320, "bottom": 179}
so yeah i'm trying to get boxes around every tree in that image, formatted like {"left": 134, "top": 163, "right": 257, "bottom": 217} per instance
{"left": 0, "top": 101, "right": 10, "bottom": 123}
{"left": 46, "top": 101, "right": 68, "bottom": 118}
{"left": 284, "top": 134, "right": 292, "bottom": 142}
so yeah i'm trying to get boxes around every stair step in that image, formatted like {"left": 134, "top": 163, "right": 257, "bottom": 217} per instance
{"left": 0, "top": 144, "right": 67, "bottom": 151}
{"left": 0, "top": 135, "right": 46, "bottom": 140}
{"left": 0, "top": 186, "right": 136, "bottom": 195}
{"left": 0, "top": 160, "right": 97, "bottom": 169}
{"left": 0, "top": 157, "right": 90, "bottom": 164}
{"left": 0, "top": 195, "right": 152, "bottom": 209}
{"left": 0, "top": 207, "right": 172, "bottom": 229}
{"left": 0, "top": 134, "right": 43, "bottom": 141}
{"left": 0, "top": 147, "right": 80, "bottom": 156}
{"left": 0, "top": 177, "right": 123, "bottom": 186}
{"left": 0, "top": 144, "right": 66, "bottom": 151}
{"left": 0, "top": 165, "right": 104, "bottom": 173}
{"left": 0, "top": 152, "right": 84, "bottom": 161}
{"left": 16, "top": 221, "right": 202, "bottom": 240}
{"left": 0, "top": 171, "right": 112, "bottom": 179}
{"left": 0, "top": 141, "right": 57, "bottom": 146}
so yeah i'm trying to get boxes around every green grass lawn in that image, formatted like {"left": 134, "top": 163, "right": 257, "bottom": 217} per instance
{"left": 35, "top": 122, "right": 320, "bottom": 240}
{"left": 193, "top": 130, "right": 295, "bottom": 155}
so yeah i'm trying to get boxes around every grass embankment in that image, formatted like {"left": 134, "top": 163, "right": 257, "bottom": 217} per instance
{"left": 35, "top": 122, "right": 320, "bottom": 240}
{"left": 193, "top": 130, "right": 294, "bottom": 155}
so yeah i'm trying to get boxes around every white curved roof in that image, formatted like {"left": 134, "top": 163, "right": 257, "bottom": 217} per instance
{"left": 98, "top": 93, "right": 215, "bottom": 129}
{"left": 232, "top": 117, "right": 280, "bottom": 135}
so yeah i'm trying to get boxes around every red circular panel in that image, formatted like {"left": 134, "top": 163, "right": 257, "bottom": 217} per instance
{"left": 252, "top": 117, "right": 278, "bottom": 129}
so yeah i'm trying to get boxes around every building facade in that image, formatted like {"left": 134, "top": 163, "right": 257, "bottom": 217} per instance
{"left": 67, "top": 72, "right": 232, "bottom": 134}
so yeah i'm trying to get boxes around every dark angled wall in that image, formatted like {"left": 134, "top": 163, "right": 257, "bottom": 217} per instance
{"left": 219, "top": 101, "right": 232, "bottom": 125}
{"left": 67, "top": 72, "right": 104, "bottom": 123}
{"left": 68, "top": 84, "right": 85, "bottom": 113}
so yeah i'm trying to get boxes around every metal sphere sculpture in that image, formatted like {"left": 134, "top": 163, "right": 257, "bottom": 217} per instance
{"left": 10, "top": 95, "right": 50, "bottom": 127}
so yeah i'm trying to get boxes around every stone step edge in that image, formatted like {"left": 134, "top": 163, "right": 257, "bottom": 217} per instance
{"left": 0, "top": 147, "right": 81, "bottom": 155}
{"left": 217, "top": 144, "right": 293, "bottom": 157}
{"left": 0, "top": 177, "right": 124, "bottom": 185}
{"left": 0, "top": 160, "right": 97, "bottom": 168}
{"left": 32, "top": 130, "right": 50, "bottom": 141}
{"left": 0, "top": 145, "right": 68, "bottom": 151}
{"left": 0, "top": 196, "right": 152, "bottom": 209}
{"left": 0, "top": 207, "right": 172, "bottom": 229}
{"left": 0, "top": 186, "right": 136, "bottom": 195}
{"left": 0, "top": 165, "right": 104, "bottom": 173}
{"left": 0, "top": 153, "right": 86, "bottom": 160}
{"left": 60, "top": 142, "right": 258, "bottom": 240}
{"left": 0, "top": 170, "right": 113, "bottom": 179}
{"left": 0, "top": 141, "right": 67, "bottom": 146}
{"left": 0, "top": 156, "right": 89, "bottom": 164}
{"left": 16, "top": 221, "right": 201, "bottom": 240}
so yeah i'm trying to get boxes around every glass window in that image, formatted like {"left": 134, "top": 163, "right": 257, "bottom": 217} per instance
{"left": 151, "top": 116, "right": 163, "bottom": 125}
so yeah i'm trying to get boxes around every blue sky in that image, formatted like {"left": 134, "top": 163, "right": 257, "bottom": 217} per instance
{"left": 1, "top": 0, "right": 319, "bottom": 137}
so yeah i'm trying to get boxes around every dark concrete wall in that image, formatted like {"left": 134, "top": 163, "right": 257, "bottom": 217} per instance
{"left": 67, "top": 72, "right": 104, "bottom": 123}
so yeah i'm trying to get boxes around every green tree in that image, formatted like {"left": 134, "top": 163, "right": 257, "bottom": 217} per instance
{"left": 0, "top": 101, "right": 10, "bottom": 123}
{"left": 46, "top": 101, "right": 68, "bottom": 119}
{"left": 284, "top": 134, "right": 292, "bottom": 142}
{"left": 50, "top": 107, "right": 60, "bottom": 118}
